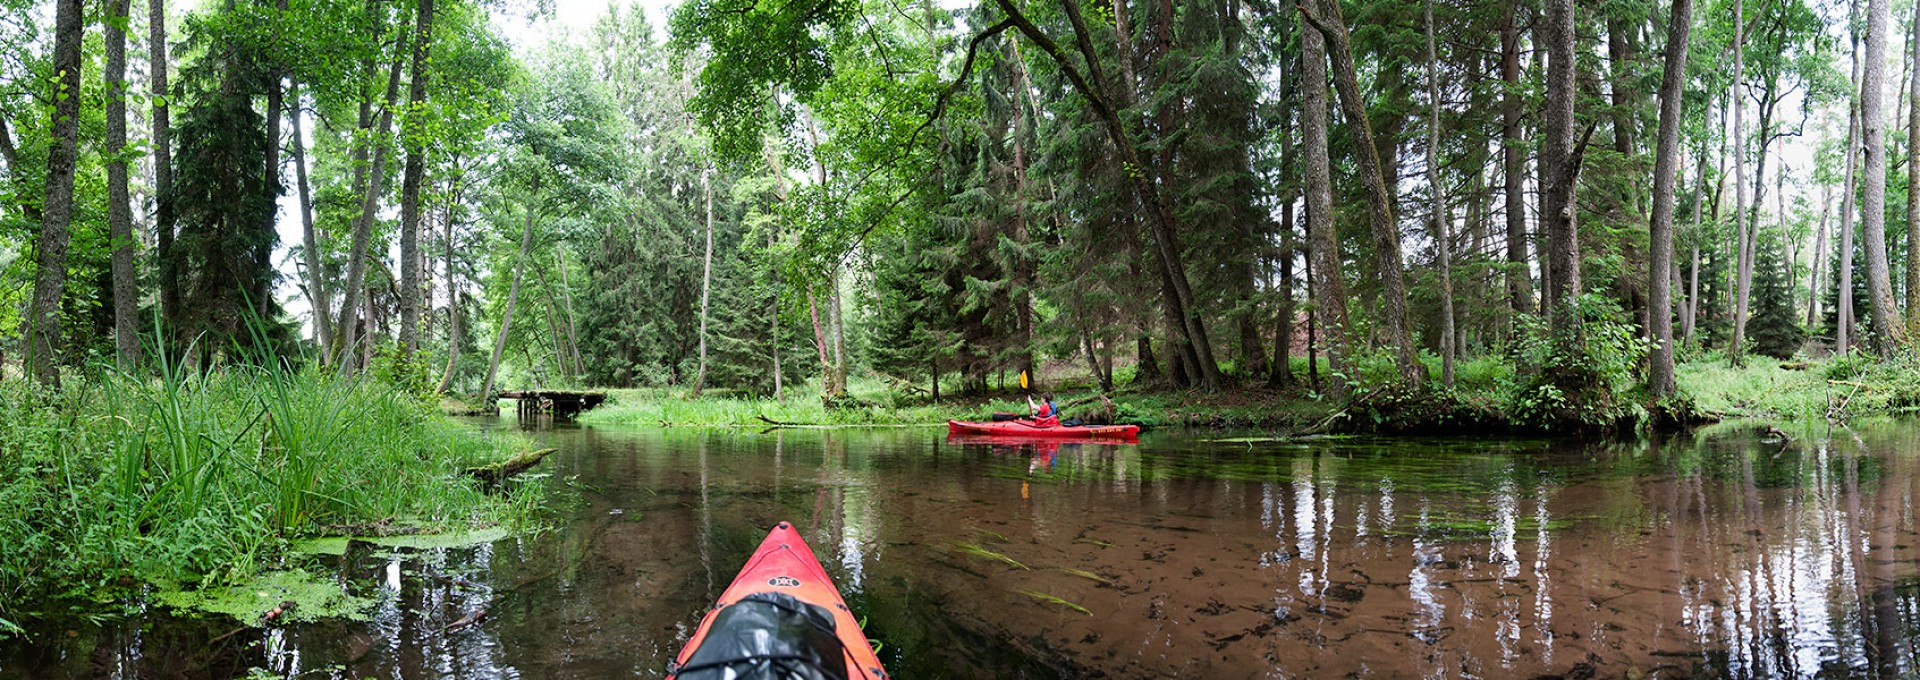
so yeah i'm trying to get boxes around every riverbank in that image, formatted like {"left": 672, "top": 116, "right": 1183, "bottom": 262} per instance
{"left": 570, "top": 355, "right": 1920, "bottom": 432}
{"left": 0, "top": 367, "right": 546, "bottom": 637}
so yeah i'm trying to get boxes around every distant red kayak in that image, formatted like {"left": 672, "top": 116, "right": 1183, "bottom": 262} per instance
{"left": 667, "top": 522, "right": 888, "bottom": 680}
{"left": 946, "top": 419, "right": 1141, "bottom": 439}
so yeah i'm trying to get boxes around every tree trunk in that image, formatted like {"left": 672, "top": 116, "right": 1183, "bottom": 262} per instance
{"left": 337, "top": 50, "right": 407, "bottom": 371}
{"left": 397, "top": 0, "right": 435, "bottom": 358}
{"left": 1299, "top": 0, "right": 1426, "bottom": 387}
{"left": 1539, "top": 0, "right": 1583, "bottom": 342}
{"left": 692, "top": 164, "right": 714, "bottom": 397}
{"left": 290, "top": 83, "right": 332, "bottom": 360}
{"left": 1840, "top": 47, "right": 1862, "bottom": 355}
{"left": 1863, "top": 0, "right": 1905, "bottom": 354}
{"left": 1809, "top": 184, "right": 1830, "bottom": 330}
{"left": 1908, "top": 3, "right": 1920, "bottom": 325}
{"left": 1684, "top": 143, "right": 1707, "bottom": 344}
{"left": 1298, "top": 4, "right": 1351, "bottom": 401}
{"left": 1425, "top": 0, "right": 1455, "bottom": 389}
{"left": 481, "top": 203, "right": 538, "bottom": 401}
{"left": 1501, "top": 1, "right": 1534, "bottom": 316}
{"left": 150, "top": 0, "right": 177, "bottom": 347}
{"left": 27, "top": 0, "right": 84, "bottom": 385}
{"left": 994, "top": 0, "right": 1224, "bottom": 389}
{"left": 1647, "top": 0, "right": 1692, "bottom": 398}
{"left": 808, "top": 290, "right": 831, "bottom": 391}
{"left": 107, "top": 0, "right": 140, "bottom": 369}
{"left": 553, "top": 250, "right": 585, "bottom": 376}
{"left": 437, "top": 184, "right": 461, "bottom": 394}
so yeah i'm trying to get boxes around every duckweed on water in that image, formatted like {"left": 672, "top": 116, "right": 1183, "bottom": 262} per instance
{"left": 155, "top": 569, "right": 376, "bottom": 624}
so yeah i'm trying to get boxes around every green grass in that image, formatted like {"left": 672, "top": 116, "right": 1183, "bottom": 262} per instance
{"left": 1677, "top": 354, "right": 1920, "bottom": 421}
{"left": 0, "top": 361, "right": 544, "bottom": 632}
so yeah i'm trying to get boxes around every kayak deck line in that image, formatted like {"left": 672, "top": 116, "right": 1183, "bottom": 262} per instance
{"left": 667, "top": 522, "right": 889, "bottom": 680}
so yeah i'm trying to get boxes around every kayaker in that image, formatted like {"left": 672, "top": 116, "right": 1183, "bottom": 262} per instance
{"left": 1027, "top": 393, "right": 1060, "bottom": 427}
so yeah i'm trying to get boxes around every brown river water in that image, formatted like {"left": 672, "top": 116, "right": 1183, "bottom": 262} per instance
{"left": 7, "top": 419, "right": 1920, "bottom": 678}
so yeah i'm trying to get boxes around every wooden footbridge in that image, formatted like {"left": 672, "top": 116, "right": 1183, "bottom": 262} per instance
{"left": 495, "top": 390, "right": 608, "bottom": 419}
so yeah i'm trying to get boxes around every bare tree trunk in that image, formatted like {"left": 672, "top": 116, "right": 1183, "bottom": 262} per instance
{"left": 808, "top": 290, "right": 831, "bottom": 391}
{"left": 1501, "top": 1, "right": 1534, "bottom": 316}
{"left": 1863, "top": 0, "right": 1906, "bottom": 354}
{"left": 554, "top": 250, "right": 585, "bottom": 376}
{"left": 1298, "top": 3, "right": 1350, "bottom": 401}
{"left": 27, "top": 0, "right": 84, "bottom": 385}
{"left": 1647, "top": 0, "right": 1693, "bottom": 398}
{"left": 398, "top": 0, "right": 435, "bottom": 358}
{"left": 1684, "top": 143, "right": 1707, "bottom": 344}
{"left": 1727, "top": 0, "right": 1753, "bottom": 365}
{"left": 1299, "top": 0, "right": 1426, "bottom": 386}
{"left": 338, "top": 51, "right": 407, "bottom": 372}
{"left": 481, "top": 203, "right": 537, "bottom": 401}
{"left": 150, "top": 0, "right": 177, "bottom": 346}
{"left": 1539, "top": 0, "right": 1583, "bottom": 341}
{"left": 107, "top": 0, "right": 140, "bottom": 369}
{"left": 1425, "top": 0, "right": 1455, "bottom": 388}
{"left": 1908, "top": 3, "right": 1920, "bottom": 324}
{"left": 290, "top": 83, "right": 332, "bottom": 360}
{"left": 1809, "top": 184, "right": 1830, "bottom": 330}
{"left": 691, "top": 160, "right": 715, "bottom": 395}
{"left": 1841, "top": 40, "right": 1862, "bottom": 356}
{"left": 437, "top": 184, "right": 461, "bottom": 393}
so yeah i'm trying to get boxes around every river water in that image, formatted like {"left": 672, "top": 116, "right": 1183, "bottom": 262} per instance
{"left": 9, "top": 419, "right": 1920, "bottom": 678}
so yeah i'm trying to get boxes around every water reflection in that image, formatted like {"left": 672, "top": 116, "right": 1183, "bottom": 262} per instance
{"left": 10, "top": 422, "right": 1920, "bottom": 678}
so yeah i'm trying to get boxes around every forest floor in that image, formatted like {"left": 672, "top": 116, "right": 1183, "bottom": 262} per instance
{"left": 569, "top": 355, "right": 1920, "bottom": 433}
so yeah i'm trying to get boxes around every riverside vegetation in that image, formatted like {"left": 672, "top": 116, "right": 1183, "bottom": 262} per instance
{"left": 0, "top": 357, "right": 545, "bottom": 637}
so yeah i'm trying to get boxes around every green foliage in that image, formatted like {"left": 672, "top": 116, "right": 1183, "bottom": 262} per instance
{"left": 1749, "top": 235, "right": 1804, "bottom": 359}
{"left": 0, "top": 364, "right": 542, "bottom": 631}
{"left": 1503, "top": 297, "right": 1652, "bottom": 431}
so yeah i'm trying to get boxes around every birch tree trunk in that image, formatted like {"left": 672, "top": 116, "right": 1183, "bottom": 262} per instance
{"left": 481, "top": 203, "right": 538, "bottom": 401}
{"left": 290, "top": 84, "right": 332, "bottom": 360}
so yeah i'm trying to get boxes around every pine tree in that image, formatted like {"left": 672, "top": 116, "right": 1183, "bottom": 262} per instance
{"left": 1749, "top": 235, "right": 1803, "bottom": 359}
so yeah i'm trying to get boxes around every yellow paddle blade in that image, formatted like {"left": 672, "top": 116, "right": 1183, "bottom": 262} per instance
{"left": 1020, "top": 371, "right": 1029, "bottom": 390}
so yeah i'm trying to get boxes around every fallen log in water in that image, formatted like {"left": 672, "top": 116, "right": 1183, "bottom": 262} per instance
{"left": 465, "top": 448, "right": 558, "bottom": 485}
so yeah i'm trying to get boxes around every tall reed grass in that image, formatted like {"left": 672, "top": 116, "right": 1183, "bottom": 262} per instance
{"left": 0, "top": 357, "right": 541, "bottom": 632}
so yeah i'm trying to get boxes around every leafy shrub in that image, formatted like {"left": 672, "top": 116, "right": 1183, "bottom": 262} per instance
{"left": 1502, "top": 295, "right": 1650, "bottom": 431}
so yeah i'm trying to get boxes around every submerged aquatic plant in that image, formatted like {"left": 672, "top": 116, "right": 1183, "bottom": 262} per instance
{"left": 949, "top": 541, "right": 1030, "bottom": 570}
{"left": 1020, "top": 590, "right": 1092, "bottom": 616}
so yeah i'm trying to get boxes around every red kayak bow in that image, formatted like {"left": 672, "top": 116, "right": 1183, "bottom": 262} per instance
{"left": 667, "top": 522, "right": 889, "bottom": 680}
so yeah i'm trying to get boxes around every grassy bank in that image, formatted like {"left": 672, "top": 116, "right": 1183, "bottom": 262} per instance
{"left": 0, "top": 365, "right": 545, "bottom": 634}
{"left": 575, "top": 354, "right": 1920, "bottom": 433}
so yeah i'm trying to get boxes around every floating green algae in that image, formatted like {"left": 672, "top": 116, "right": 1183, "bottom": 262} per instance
{"left": 156, "top": 569, "right": 374, "bottom": 624}
{"left": 288, "top": 537, "right": 352, "bottom": 556}
{"left": 366, "top": 526, "right": 512, "bottom": 550}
